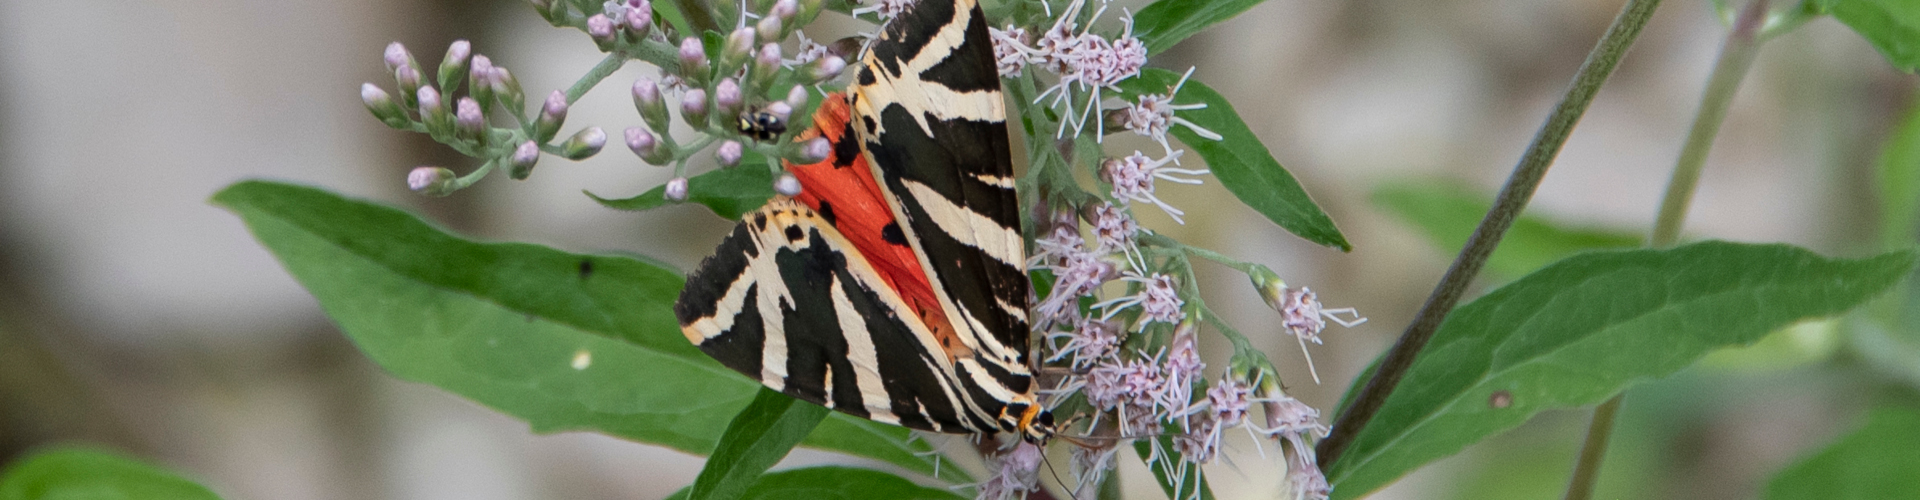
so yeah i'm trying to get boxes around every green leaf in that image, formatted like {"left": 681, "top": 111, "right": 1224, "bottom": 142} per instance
{"left": 1324, "top": 241, "right": 1916, "bottom": 499}
{"left": 1133, "top": 437, "right": 1215, "bottom": 500}
{"left": 1371, "top": 180, "right": 1641, "bottom": 278}
{"left": 1877, "top": 92, "right": 1920, "bottom": 249}
{"left": 1766, "top": 408, "right": 1920, "bottom": 499}
{"left": 1116, "top": 69, "right": 1350, "bottom": 251}
{"left": 211, "top": 180, "right": 949, "bottom": 480}
{"left": 0, "top": 447, "right": 222, "bottom": 500}
{"left": 668, "top": 467, "right": 965, "bottom": 500}
{"left": 1131, "top": 0, "right": 1271, "bottom": 54}
{"left": 587, "top": 161, "right": 776, "bottom": 220}
{"left": 686, "top": 388, "right": 831, "bottom": 500}
{"left": 1815, "top": 0, "right": 1920, "bottom": 72}
{"left": 648, "top": 1, "right": 695, "bottom": 39}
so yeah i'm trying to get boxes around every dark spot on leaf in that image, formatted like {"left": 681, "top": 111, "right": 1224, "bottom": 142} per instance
{"left": 578, "top": 259, "right": 594, "bottom": 279}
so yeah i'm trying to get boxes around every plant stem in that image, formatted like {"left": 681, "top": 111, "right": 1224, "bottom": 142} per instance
{"left": 1316, "top": 0, "right": 1664, "bottom": 467}
{"left": 1563, "top": 394, "right": 1624, "bottom": 500}
{"left": 566, "top": 52, "right": 630, "bottom": 104}
{"left": 1565, "top": 2, "right": 1769, "bottom": 499}
{"left": 1648, "top": 0, "right": 1768, "bottom": 249}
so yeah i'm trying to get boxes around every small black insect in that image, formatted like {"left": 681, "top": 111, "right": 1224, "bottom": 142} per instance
{"left": 737, "top": 110, "right": 787, "bottom": 142}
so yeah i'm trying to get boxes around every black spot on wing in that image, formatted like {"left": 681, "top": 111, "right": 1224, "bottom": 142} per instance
{"left": 880, "top": 222, "right": 908, "bottom": 245}
{"left": 915, "top": 3, "right": 999, "bottom": 94}
{"left": 816, "top": 200, "right": 837, "bottom": 225}
{"left": 784, "top": 224, "right": 805, "bottom": 242}
{"left": 675, "top": 222, "right": 757, "bottom": 325}
{"left": 697, "top": 284, "right": 766, "bottom": 379}
{"left": 832, "top": 124, "right": 862, "bottom": 169}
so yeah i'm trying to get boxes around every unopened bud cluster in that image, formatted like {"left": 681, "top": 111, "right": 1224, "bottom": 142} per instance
{"left": 361, "top": 38, "right": 607, "bottom": 195}
{"left": 361, "top": 0, "right": 845, "bottom": 199}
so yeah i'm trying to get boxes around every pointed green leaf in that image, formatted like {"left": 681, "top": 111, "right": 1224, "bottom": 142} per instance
{"left": 1, "top": 448, "right": 222, "bottom": 500}
{"left": 686, "top": 388, "right": 830, "bottom": 500}
{"left": 212, "top": 180, "right": 946, "bottom": 479}
{"left": 1325, "top": 242, "right": 1916, "bottom": 499}
{"left": 1372, "top": 180, "right": 1641, "bottom": 278}
{"left": 668, "top": 467, "right": 965, "bottom": 500}
{"left": 1766, "top": 408, "right": 1920, "bottom": 499}
{"left": 1116, "top": 68, "right": 1349, "bottom": 251}
{"left": 1815, "top": 0, "right": 1920, "bottom": 72}
{"left": 1132, "top": 0, "right": 1272, "bottom": 54}
{"left": 587, "top": 160, "right": 776, "bottom": 220}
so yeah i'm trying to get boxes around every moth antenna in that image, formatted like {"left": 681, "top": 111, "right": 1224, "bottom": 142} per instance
{"left": 1042, "top": 454, "right": 1074, "bottom": 500}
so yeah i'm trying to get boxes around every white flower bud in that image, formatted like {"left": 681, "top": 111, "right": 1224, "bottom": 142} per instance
{"left": 716, "top": 140, "right": 743, "bottom": 167}
{"left": 806, "top": 56, "right": 845, "bottom": 83}
{"left": 784, "top": 85, "right": 809, "bottom": 110}
{"left": 665, "top": 177, "right": 689, "bottom": 201}
{"left": 587, "top": 14, "right": 616, "bottom": 46}
{"left": 361, "top": 83, "right": 410, "bottom": 129}
{"left": 681, "top": 88, "right": 709, "bottom": 128}
{"left": 536, "top": 90, "right": 569, "bottom": 142}
{"left": 491, "top": 67, "right": 524, "bottom": 114}
{"left": 720, "top": 28, "right": 758, "bottom": 74}
{"left": 561, "top": 127, "right": 607, "bottom": 160}
{"left": 407, "top": 166, "right": 458, "bottom": 196}
{"left": 510, "top": 140, "right": 540, "bottom": 179}
{"left": 798, "top": 137, "right": 831, "bottom": 163}
{"left": 468, "top": 54, "right": 496, "bottom": 107}
{"left": 416, "top": 85, "right": 444, "bottom": 118}
{"left": 624, "top": 0, "right": 653, "bottom": 35}
{"left": 774, "top": 172, "right": 802, "bottom": 196}
{"left": 455, "top": 96, "right": 486, "bottom": 140}
{"left": 633, "top": 79, "right": 668, "bottom": 131}
{"left": 679, "top": 37, "right": 710, "bottom": 86}
{"left": 384, "top": 42, "right": 415, "bottom": 73}
{"left": 755, "top": 15, "right": 783, "bottom": 45}
{"left": 714, "top": 78, "right": 743, "bottom": 120}
{"left": 438, "top": 39, "right": 472, "bottom": 90}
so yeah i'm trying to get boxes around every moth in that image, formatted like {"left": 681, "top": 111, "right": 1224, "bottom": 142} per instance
{"left": 675, "top": 0, "right": 1053, "bottom": 442}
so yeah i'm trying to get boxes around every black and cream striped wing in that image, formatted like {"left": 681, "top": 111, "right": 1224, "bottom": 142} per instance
{"left": 850, "top": 0, "right": 1031, "bottom": 374}
{"left": 674, "top": 198, "right": 1010, "bottom": 434}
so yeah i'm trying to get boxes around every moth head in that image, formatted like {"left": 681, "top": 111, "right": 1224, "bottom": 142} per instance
{"left": 1006, "top": 403, "right": 1055, "bottom": 444}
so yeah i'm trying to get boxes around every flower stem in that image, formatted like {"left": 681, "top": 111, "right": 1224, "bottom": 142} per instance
{"left": 1648, "top": 0, "right": 1767, "bottom": 249}
{"left": 566, "top": 52, "right": 630, "bottom": 104}
{"left": 1565, "top": 2, "right": 1769, "bottom": 499}
{"left": 1316, "top": 0, "right": 1665, "bottom": 467}
{"left": 1564, "top": 394, "right": 1624, "bottom": 500}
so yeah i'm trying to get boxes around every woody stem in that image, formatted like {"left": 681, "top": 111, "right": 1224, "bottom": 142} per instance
{"left": 1316, "top": 0, "right": 1664, "bottom": 468}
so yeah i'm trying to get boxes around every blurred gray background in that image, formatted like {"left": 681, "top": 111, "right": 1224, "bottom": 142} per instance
{"left": 0, "top": 0, "right": 1910, "bottom": 498}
